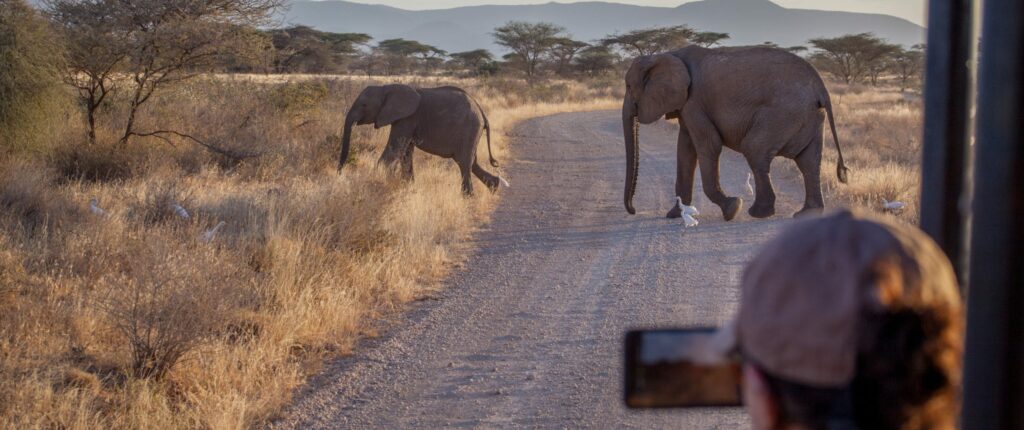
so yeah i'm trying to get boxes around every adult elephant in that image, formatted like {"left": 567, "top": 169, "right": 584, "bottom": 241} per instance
{"left": 622, "top": 45, "right": 849, "bottom": 220}
{"left": 340, "top": 84, "right": 503, "bottom": 195}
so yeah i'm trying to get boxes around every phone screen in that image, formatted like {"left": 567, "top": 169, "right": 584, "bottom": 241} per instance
{"left": 623, "top": 328, "right": 743, "bottom": 408}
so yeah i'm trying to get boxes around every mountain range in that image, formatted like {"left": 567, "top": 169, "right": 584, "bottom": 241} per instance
{"left": 280, "top": 0, "right": 926, "bottom": 54}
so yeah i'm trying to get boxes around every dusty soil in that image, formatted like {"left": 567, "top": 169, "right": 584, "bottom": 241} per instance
{"left": 272, "top": 110, "right": 808, "bottom": 429}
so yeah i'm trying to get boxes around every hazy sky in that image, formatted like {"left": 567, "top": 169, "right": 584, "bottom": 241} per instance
{"left": 343, "top": 1, "right": 927, "bottom": 25}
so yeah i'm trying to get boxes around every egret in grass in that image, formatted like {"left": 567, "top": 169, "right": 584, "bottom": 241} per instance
{"left": 89, "top": 198, "right": 106, "bottom": 217}
{"left": 202, "top": 221, "right": 226, "bottom": 243}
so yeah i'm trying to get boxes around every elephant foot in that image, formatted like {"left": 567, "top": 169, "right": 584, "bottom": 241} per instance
{"left": 666, "top": 204, "right": 683, "bottom": 219}
{"left": 794, "top": 206, "right": 824, "bottom": 218}
{"left": 748, "top": 202, "right": 775, "bottom": 219}
{"left": 721, "top": 197, "right": 743, "bottom": 221}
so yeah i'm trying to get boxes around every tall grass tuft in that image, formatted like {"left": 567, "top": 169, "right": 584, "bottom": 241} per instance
{"left": 0, "top": 0, "right": 70, "bottom": 154}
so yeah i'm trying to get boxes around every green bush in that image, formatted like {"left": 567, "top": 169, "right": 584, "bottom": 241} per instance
{"left": 0, "top": 0, "right": 68, "bottom": 154}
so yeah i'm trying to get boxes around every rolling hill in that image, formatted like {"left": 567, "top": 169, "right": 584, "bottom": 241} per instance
{"left": 280, "top": 0, "right": 926, "bottom": 54}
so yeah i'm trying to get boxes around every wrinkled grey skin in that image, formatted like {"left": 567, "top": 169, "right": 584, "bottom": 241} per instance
{"left": 340, "top": 84, "right": 501, "bottom": 195}
{"left": 622, "top": 45, "right": 849, "bottom": 220}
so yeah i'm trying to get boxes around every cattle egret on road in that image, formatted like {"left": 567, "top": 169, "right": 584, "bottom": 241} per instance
{"left": 682, "top": 213, "right": 699, "bottom": 228}
{"left": 170, "top": 203, "right": 190, "bottom": 220}
{"left": 89, "top": 198, "right": 106, "bottom": 217}
{"left": 745, "top": 172, "right": 755, "bottom": 196}
{"left": 882, "top": 199, "right": 907, "bottom": 211}
{"left": 202, "top": 221, "right": 226, "bottom": 243}
{"left": 676, "top": 197, "right": 699, "bottom": 217}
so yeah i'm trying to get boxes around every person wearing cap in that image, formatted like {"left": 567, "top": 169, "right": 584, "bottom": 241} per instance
{"left": 724, "top": 210, "right": 963, "bottom": 430}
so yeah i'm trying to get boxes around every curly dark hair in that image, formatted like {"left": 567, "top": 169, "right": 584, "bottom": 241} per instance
{"left": 761, "top": 240, "right": 964, "bottom": 430}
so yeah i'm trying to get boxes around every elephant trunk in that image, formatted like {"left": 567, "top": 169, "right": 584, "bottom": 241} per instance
{"left": 623, "top": 97, "right": 640, "bottom": 215}
{"left": 339, "top": 109, "right": 359, "bottom": 170}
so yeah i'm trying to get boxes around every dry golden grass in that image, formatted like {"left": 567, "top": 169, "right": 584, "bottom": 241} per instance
{"left": 0, "top": 75, "right": 619, "bottom": 429}
{"left": 822, "top": 83, "right": 923, "bottom": 223}
{"left": 0, "top": 73, "right": 920, "bottom": 429}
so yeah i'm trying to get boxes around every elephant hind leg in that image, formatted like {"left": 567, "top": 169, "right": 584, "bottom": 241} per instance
{"left": 471, "top": 161, "right": 501, "bottom": 192}
{"left": 745, "top": 154, "right": 777, "bottom": 219}
{"left": 794, "top": 137, "right": 825, "bottom": 218}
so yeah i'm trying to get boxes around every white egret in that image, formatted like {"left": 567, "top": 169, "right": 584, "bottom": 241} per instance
{"left": 170, "top": 203, "right": 190, "bottom": 220}
{"left": 882, "top": 199, "right": 907, "bottom": 211}
{"left": 89, "top": 198, "right": 106, "bottom": 217}
{"left": 676, "top": 197, "right": 699, "bottom": 217}
{"left": 201, "top": 221, "right": 226, "bottom": 243}
{"left": 682, "top": 213, "right": 699, "bottom": 228}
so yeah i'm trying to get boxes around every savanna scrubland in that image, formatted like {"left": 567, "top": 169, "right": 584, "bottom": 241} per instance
{"left": 1, "top": 0, "right": 922, "bottom": 428}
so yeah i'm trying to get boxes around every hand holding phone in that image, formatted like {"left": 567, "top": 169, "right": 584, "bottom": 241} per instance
{"left": 623, "top": 328, "right": 743, "bottom": 408}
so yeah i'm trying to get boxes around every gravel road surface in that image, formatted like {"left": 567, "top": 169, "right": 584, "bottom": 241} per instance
{"left": 273, "top": 110, "right": 808, "bottom": 429}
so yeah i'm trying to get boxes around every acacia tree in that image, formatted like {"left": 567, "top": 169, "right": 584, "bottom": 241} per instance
{"left": 268, "top": 26, "right": 371, "bottom": 73}
{"left": 377, "top": 38, "right": 444, "bottom": 75}
{"left": 808, "top": 33, "right": 900, "bottom": 85}
{"left": 601, "top": 25, "right": 695, "bottom": 57}
{"left": 691, "top": 31, "right": 730, "bottom": 48}
{"left": 548, "top": 37, "right": 589, "bottom": 76}
{"left": 449, "top": 49, "right": 494, "bottom": 76}
{"left": 890, "top": 44, "right": 926, "bottom": 92}
{"left": 47, "top": 0, "right": 283, "bottom": 145}
{"left": 493, "top": 21, "right": 565, "bottom": 79}
{"left": 574, "top": 45, "right": 620, "bottom": 77}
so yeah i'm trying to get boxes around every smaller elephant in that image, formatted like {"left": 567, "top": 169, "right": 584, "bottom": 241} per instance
{"left": 339, "top": 84, "right": 503, "bottom": 195}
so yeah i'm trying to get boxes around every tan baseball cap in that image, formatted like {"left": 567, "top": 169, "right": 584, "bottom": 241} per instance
{"left": 731, "top": 210, "right": 961, "bottom": 387}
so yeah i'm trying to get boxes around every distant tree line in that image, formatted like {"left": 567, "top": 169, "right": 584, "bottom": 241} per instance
{"left": 261, "top": 21, "right": 734, "bottom": 79}
{"left": 1, "top": 0, "right": 926, "bottom": 154}
{"left": 259, "top": 23, "right": 924, "bottom": 90}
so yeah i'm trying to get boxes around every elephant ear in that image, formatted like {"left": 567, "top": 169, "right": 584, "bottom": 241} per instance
{"left": 630, "top": 54, "right": 690, "bottom": 124}
{"left": 375, "top": 85, "right": 421, "bottom": 128}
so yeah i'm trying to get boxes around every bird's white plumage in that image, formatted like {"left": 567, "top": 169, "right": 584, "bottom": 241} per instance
{"left": 202, "top": 221, "right": 226, "bottom": 243}
{"left": 745, "top": 172, "right": 755, "bottom": 196}
{"left": 682, "top": 213, "right": 699, "bottom": 228}
{"left": 882, "top": 199, "right": 907, "bottom": 211}
{"left": 170, "top": 203, "right": 190, "bottom": 220}
{"left": 675, "top": 197, "right": 699, "bottom": 217}
{"left": 89, "top": 198, "right": 106, "bottom": 217}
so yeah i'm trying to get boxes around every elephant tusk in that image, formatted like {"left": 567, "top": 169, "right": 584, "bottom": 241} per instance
{"left": 499, "top": 176, "right": 510, "bottom": 188}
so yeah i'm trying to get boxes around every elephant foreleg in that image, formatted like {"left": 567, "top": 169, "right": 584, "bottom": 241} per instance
{"left": 458, "top": 159, "right": 474, "bottom": 196}
{"left": 685, "top": 108, "right": 742, "bottom": 221}
{"left": 667, "top": 127, "right": 698, "bottom": 219}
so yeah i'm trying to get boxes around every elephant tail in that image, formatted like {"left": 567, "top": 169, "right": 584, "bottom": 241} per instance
{"left": 484, "top": 113, "right": 498, "bottom": 168}
{"left": 464, "top": 91, "right": 499, "bottom": 168}
{"left": 822, "top": 94, "right": 850, "bottom": 184}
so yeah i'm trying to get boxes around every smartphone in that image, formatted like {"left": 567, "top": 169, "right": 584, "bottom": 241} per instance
{"left": 623, "top": 328, "right": 743, "bottom": 408}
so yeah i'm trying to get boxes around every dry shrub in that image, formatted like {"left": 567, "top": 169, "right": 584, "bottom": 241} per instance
{"left": 0, "top": 159, "right": 77, "bottom": 233}
{"left": 823, "top": 83, "right": 923, "bottom": 223}
{"left": 93, "top": 232, "right": 249, "bottom": 380}
{"left": 0, "top": 73, "right": 620, "bottom": 428}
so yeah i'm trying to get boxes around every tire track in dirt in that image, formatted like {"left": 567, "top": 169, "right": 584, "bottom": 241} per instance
{"left": 273, "top": 110, "right": 808, "bottom": 429}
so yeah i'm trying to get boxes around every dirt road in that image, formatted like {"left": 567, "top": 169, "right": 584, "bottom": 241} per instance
{"left": 274, "top": 110, "right": 808, "bottom": 429}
